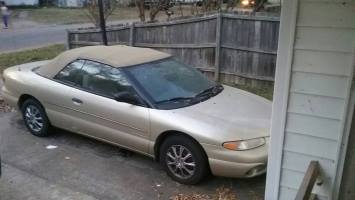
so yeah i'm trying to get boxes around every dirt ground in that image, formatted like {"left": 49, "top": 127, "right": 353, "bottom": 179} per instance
{"left": 0, "top": 99, "right": 12, "bottom": 113}
{"left": 0, "top": 81, "right": 12, "bottom": 113}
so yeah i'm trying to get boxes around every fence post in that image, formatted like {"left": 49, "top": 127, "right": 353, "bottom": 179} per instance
{"left": 129, "top": 23, "right": 135, "bottom": 46}
{"left": 214, "top": 13, "right": 222, "bottom": 81}
{"left": 251, "top": 20, "right": 261, "bottom": 87}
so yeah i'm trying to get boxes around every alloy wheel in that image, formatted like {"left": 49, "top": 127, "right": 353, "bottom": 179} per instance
{"left": 24, "top": 105, "right": 44, "bottom": 132}
{"left": 166, "top": 145, "right": 196, "bottom": 179}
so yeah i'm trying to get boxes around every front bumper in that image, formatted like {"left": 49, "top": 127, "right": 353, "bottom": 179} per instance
{"left": 209, "top": 158, "right": 266, "bottom": 178}
{"left": 202, "top": 138, "right": 268, "bottom": 178}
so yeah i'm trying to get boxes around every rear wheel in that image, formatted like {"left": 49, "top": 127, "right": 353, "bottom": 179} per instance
{"left": 21, "top": 99, "right": 51, "bottom": 137}
{"left": 160, "top": 135, "right": 209, "bottom": 184}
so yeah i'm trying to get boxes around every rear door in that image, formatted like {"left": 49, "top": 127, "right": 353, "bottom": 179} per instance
{"left": 59, "top": 60, "right": 151, "bottom": 154}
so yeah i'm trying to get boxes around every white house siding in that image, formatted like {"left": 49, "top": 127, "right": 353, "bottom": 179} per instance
{"left": 4, "top": 0, "right": 38, "bottom": 6}
{"left": 277, "top": 0, "right": 355, "bottom": 199}
{"left": 56, "top": 0, "right": 85, "bottom": 7}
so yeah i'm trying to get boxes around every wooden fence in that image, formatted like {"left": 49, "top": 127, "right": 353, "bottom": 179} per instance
{"left": 67, "top": 13, "right": 280, "bottom": 86}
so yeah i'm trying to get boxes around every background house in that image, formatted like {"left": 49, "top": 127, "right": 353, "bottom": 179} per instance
{"left": 53, "top": 0, "right": 131, "bottom": 8}
{"left": 55, "top": 0, "right": 85, "bottom": 7}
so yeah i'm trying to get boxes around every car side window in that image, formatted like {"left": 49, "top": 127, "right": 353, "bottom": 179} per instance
{"left": 80, "top": 60, "right": 134, "bottom": 98}
{"left": 54, "top": 60, "right": 85, "bottom": 86}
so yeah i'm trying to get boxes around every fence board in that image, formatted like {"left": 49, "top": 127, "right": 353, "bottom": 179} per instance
{"left": 67, "top": 13, "right": 279, "bottom": 86}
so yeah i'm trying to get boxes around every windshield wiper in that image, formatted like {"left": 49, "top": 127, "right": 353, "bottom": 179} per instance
{"left": 195, "top": 84, "right": 223, "bottom": 98}
{"left": 156, "top": 85, "right": 223, "bottom": 105}
{"left": 156, "top": 96, "right": 194, "bottom": 104}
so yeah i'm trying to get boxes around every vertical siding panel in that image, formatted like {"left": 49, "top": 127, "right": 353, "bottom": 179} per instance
{"left": 297, "top": 1, "right": 355, "bottom": 28}
{"left": 294, "top": 28, "right": 355, "bottom": 52}
{"left": 288, "top": 93, "right": 345, "bottom": 120}
{"left": 282, "top": 151, "right": 336, "bottom": 177}
{"left": 290, "top": 72, "right": 349, "bottom": 98}
{"left": 284, "top": 132, "right": 338, "bottom": 159}
{"left": 286, "top": 113, "right": 340, "bottom": 140}
{"left": 293, "top": 50, "right": 353, "bottom": 76}
{"left": 279, "top": 186, "right": 298, "bottom": 200}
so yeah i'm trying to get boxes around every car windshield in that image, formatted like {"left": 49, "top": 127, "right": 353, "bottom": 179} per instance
{"left": 125, "top": 58, "right": 223, "bottom": 109}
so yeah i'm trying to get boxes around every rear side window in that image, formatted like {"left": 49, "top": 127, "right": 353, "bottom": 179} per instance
{"left": 54, "top": 60, "right": 85, "bottom": 86}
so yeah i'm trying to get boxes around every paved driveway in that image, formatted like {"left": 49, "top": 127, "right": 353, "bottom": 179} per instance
{"left": 0, "top": 112, "right": 265, "bottom": 200}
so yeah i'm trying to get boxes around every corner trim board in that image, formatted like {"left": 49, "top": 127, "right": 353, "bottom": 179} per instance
{"left": 264, "top": 0, "right": 300, "bottom": 199}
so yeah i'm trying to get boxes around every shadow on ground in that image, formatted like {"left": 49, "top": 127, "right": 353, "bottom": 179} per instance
{"left": 0, "top": 112, "right": 265, "bottom": 200}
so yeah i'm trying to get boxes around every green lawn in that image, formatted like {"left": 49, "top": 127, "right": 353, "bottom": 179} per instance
{"left": 0, "top": 44, "right": 65, "bottom": 74}
{"left": 0, "top": 44, "right": 273, "bottom": 99}
{"left": 234, "top": 83, "right": 274, "bottom": 100}
{"left": 19, "top": 8, "right": 90, "bottom": 24}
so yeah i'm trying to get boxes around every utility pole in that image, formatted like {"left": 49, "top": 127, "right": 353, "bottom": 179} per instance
{"left": 98, "top": 0, "right": 108, "bottom": 46}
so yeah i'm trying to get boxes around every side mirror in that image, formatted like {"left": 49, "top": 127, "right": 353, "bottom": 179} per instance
{"left": 114, "top": 91, "right": 143, "bottom": 106}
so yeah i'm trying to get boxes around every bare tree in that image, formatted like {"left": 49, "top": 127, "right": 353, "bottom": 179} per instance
{"left": 190, "top": 2, "right": 200, "bottom": 15}
{"left": 135, "top": 0, "right": 174, "bottom": 22}
{"left": 252, "top": 0, "right": 267, "bottom": 12}
{"left": 225, "top": 0, "right": 239, "bottom": 11}
{"left": 202, "top": 0, "right": 221, "bottom": 13}
{"left": 148, "top": 0, "right": 172, "bottom": 22}
{"left": 135, "top": 0, "right": 146, "bottom": 21}
{"left": 177, "top": 2, "right": 184, "bottom": 17}
{"left": 84, "top": 0, "right": 119, "bottom": 27}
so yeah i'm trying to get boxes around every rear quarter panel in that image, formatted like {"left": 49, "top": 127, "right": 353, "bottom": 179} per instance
{"left": 1, "top": 61, "right": 75, "bottom": 129}
{"left": 2, "top": 61, "right": 49, "bottom": 107}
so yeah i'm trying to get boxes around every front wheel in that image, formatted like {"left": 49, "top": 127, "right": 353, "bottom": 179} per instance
{"left": 21, "top": 99, "right": 51, "bottom": 137}
{"left": 160, "top": 135, "right": 209, "bottom": 184}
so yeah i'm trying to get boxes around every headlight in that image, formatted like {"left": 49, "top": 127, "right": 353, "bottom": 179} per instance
{"left": 223, "top": 138, "right": 266, "bottom": 151}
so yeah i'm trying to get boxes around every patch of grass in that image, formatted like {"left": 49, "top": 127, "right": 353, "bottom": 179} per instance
{"left": 13, "top": 8, "right": 92, "bottom": 24}
{"left": 0, "top": 44, "right": 65, "bottom": 74}
{"left": 233, "top": 83, "right": 274, "bottom": 100}
{"left": 13, "top": 7, "right": 145, "bottom": 25}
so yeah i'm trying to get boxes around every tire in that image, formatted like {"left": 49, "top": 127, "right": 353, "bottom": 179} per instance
{"left": 160, "top": 135, "right": 209, "bottom": 184}
{"left": 21, "top": 98, "right": 51, "bottom": 137}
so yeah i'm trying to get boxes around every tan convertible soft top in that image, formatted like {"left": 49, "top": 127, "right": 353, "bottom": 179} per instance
{"left": 37, "top": 45, "right": 171, "bottom": 78}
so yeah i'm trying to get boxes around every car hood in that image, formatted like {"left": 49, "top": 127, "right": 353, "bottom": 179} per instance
{"left": 171, "top": 85, "right": 272, "bottom": 142}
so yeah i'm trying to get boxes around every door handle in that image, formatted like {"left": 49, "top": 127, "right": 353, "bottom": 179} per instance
{"left": 72, "top": 98, "right": 83, "bottom": 105}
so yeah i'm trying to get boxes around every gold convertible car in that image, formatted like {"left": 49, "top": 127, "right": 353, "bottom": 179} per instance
{"left": 1, "top": 45, "right": 271, "bottom": 184}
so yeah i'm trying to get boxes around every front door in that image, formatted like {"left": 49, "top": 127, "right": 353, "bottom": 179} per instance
{"left": 55, "top": 60, "right": 150, "bottom": 154}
